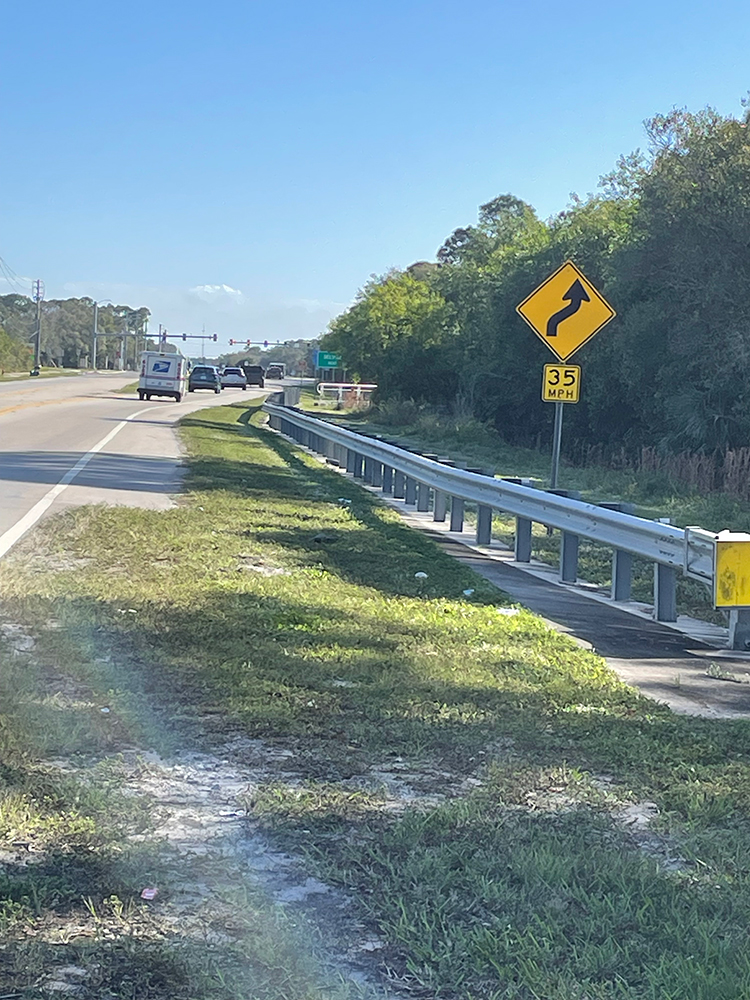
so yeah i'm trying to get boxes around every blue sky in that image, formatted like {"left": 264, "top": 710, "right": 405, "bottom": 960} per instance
{"left": 1, "top": 0, "right": 747, "bottom": 344}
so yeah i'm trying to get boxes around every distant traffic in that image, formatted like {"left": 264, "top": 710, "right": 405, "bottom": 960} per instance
{"left": 137, "top": 350, "right": 284, "bottom": 402}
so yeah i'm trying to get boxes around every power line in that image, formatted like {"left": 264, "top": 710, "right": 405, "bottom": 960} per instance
{"left": 0, "top": 255, "right": 27, "bottom": 294}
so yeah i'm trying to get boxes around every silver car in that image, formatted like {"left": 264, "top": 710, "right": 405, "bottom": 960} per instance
{"left": 220, "top": 366, "right": 248, "bottom": 390}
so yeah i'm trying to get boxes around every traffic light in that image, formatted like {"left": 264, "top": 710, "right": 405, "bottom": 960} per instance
{"left": 182, "top": 334, "right": 187, "bottom": 341}
{"left": 229, "top": 339, "right": 235, "bottom": 345}
{"left": 212, "top": 334, "right": 217, "bottom": 342}
{"left": 264, "top": 340, "right": 268, "bottom": 348}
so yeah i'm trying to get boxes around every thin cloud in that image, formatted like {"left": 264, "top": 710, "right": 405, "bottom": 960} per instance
{"left": 55, "top": 281, "right": 336, "bottom": 343}
{"left": 189, "top": 284, "right": 245, "bottom": 303}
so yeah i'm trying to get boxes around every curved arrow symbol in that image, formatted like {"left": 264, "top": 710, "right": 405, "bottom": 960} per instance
{"left": 546, "top": 279, "right": 590, "bottom": 337}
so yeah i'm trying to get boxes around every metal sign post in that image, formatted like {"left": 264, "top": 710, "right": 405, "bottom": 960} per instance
{"left": 550, "top": 402, "right": 564, "bottom": 489}
{"left": 517, "top": 262, "right": 615, "bottom": 488}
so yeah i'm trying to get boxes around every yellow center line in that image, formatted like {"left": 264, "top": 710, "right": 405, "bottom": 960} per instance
{"left": 0, "top": 395, "right": 92, "bottom": 418}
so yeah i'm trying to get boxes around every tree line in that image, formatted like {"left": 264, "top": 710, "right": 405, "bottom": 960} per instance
{"left": 0, "top": 295, "right": 150, "bottom": 370}
{"left": 321, "top": 104, "right": 750, "bottom": 458}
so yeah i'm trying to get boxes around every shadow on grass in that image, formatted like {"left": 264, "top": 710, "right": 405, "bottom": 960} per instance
{"left": 181, "top": 406, "right": 503, "bottom": 602}
{"left": 22, "top": 581, "right": 750, "bottom": 815}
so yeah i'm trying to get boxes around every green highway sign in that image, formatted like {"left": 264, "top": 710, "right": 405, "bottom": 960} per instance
{"left": 316, "top": 351, "right": 341, "bottom": 368}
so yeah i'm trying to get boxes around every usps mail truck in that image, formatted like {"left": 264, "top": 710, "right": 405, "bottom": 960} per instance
{"left": 138, "top": 351, "right": 187, "bottom": 401}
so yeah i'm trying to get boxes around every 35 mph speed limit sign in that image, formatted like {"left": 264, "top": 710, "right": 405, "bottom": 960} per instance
{"left": 542, "top": 364, "right": 581, "bottom": 403}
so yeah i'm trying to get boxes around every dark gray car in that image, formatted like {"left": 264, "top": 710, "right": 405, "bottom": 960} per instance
{"left": 188, "top": 365, "right": 222, "bottom": 393}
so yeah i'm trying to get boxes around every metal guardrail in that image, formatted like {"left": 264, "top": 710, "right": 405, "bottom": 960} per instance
{"left": 316, "top": 382, "right": 377, "bottom": 402}
{"left": 262, "top": 399, "right": 732, "bottom": 637}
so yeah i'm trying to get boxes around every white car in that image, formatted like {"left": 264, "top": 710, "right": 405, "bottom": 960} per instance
{"left": 220, "top": 366, "right": 248, "bottom": 390}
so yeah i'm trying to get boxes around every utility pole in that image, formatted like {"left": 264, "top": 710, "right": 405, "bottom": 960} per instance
{"left": 32, "top": 279, "right": 44, "bottom": 369}
{"left": 92, "top": 302, "right": 99, "bottom": 369}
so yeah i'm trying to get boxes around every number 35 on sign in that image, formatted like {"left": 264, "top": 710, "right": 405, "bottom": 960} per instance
{"left": 542, "top": 365, "right": 581, "bottom": 403}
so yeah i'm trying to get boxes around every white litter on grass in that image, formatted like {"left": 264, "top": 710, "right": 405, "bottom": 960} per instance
{"left": 463, "top": 589, "right": 475, "bottom": 597}
{"left": 0, "top": 623, "right": 36, "bottom": 653}
{"left": 497, "top": 607, "right": 520, "bottom": 617}
{"left": 414, "top": 572, "right": 428, "bottom": 579}
{"left": 615, "top": 801, "right": 659, "bottom": 831}
{"left": 274, "top": 877, "right": 331, "bottom": 903}
{"left": 100, "top": 707, "right": 111, "bottom": 714}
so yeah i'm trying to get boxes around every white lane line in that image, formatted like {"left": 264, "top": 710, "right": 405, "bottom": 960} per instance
{"left": 0, "top": 404, "right": 163, "bottom": 560}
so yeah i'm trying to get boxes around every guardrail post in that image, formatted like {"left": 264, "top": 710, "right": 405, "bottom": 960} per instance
{"left": 393, "top": 470, "right": 406, "bottom": 499}
{"left": 545, "top": 489, "right": 581, "bottom": 584}
{"left": 363, "top": 456, "right": 374, "bottom": 484}
{"left": 382, "top": 465, "right": 394, "bottom": 494}
{"left": 415, "top": 455, "right": 437, "bottom": 514}
{"left": 654, "top": 564, "right": 677, "bottom": 622}
{"left": 597, "top": 502, "right": 635, "bottom": 601}
{"left": 450, "top": 497, "right": 465, "bottom": 532}
{"left": 612, "top": 551, "right": 633, "bottom": 601}
{"left": 466, "top": 468, "right": 492, "bottom": 545}
{"left": 433, "top": 459, "right": 454, "bottom": 522}
{"left": 433, "top": 490, "right": 447, "bottom": 521}
{"left": 729, "top": 611, "right": 750, "bottom": 651}
{"left": 346, "top": 449, "right": 356, "bottom": 474}
{"left": 560, "top": 532, "right": 579, "bottom": 583}
{"left": 405, "top": 477, "right": 417, "bottom": 505}
{"left": 476, "top": 506, "right": 492, "bottom": 545}
{"left": 353, "top": 453, "right": 364, "bottom": 479}
{"left": 515, "top": 517, "right": 532, "bottom": 562}
{"left": 371, "top": 461, "right": 383, "bottom": 488}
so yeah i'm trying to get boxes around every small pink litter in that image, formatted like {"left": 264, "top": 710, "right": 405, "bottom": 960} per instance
{"left": 140, "top": 887, "right": 158, "bottom": 900}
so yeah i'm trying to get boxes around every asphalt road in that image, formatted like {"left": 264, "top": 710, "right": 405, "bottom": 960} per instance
{"left": 0, "top": 371, "right": 267, "bottom": 556}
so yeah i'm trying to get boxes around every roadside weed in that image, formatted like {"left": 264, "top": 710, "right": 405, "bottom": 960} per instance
{"left": 1, "top": 401, "right": 750, "bottom": 997}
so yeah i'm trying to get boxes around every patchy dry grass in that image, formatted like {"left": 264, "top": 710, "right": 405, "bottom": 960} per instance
{"left": 1, "top": 402, "right": 750, "bottom": 997}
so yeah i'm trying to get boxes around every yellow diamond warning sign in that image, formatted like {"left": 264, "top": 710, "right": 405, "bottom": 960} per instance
{"left": 517, "top": 260, "right": 615, "bottom": 362}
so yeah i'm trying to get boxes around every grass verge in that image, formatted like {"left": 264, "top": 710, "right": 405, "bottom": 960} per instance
{"left": 1, "top": 402, "right": 750, "bottom": 997}
{"left": 0, "top": 368, "right": 84, "bottom": 382}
